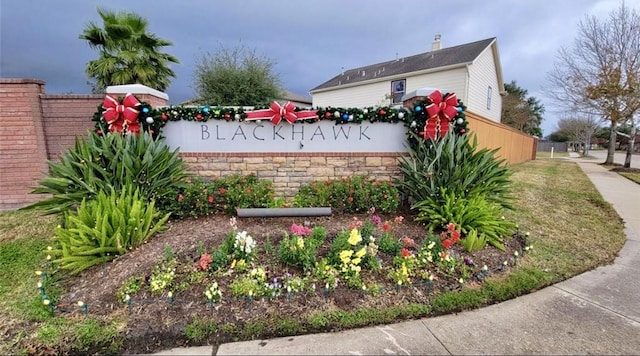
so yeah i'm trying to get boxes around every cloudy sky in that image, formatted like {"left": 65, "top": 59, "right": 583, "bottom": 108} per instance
{"left": 1, "top": 0, "right": 636, "bottom": 135}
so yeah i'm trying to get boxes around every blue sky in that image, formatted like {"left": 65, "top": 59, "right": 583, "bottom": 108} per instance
{"left": 1, "top": 0, "right": 637, "bottom": 136}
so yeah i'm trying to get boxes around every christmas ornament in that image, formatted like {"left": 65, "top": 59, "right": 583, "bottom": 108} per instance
{"left": 342, "top": 113, "right": 349, "bottom": 121}
{"left": 398, "top": 112, "right": 405, "bottom": 119}
{"left": 424, "top": 90, "right": 458, "bottom": 140}
{"left": 234, "top": 113, "right": 241, "bottom": 120}
{"left": 145, "top": 117, "right": 154, "bottom": 124}
{"left": 334, "top": 111, "right": 341, "bottom": 118}
{"left": 142, "top": 107, "right": 150, "bottom": 113}
{"left": 415, "top": 106, "right": 422, "bottom": 112}
{"left": 456, "top": 118, "right": 464, "bottom": 124}
{"left": 203, "top": 107, "right": 209, "bottom": 113}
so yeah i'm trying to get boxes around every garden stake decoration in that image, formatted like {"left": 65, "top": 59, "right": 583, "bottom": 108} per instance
{"left": 167, "top": 291, "right": 174, "bottom": 308}
{"left": 324, "top": 283, "right": 330, "bottom": 302}
{"left": 124, "top": 294, "right": 132, "bottom": 315}
{"left": 78, "top": 301, "right": 88, "bottom": 316}
{"left": 37, "top": 281, "right": 44, "bottom": 296}
{"left": 247, "top": 290, "right": 253, "bottom": 311}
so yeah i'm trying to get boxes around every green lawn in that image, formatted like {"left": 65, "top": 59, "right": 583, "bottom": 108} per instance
{"left": 619, "top": 172, "right": 640, "bottom": 185}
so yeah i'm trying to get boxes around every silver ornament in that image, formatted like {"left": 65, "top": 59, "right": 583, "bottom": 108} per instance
{"left": 456, "top": 118, "right": 464, "bottom": 124}
{"left": 145, "top": 117, "right": 154, "bottom": 124}
{"left": 398, "top": 112, "right": 405, "bottom": 119}
{"left": 334, "top": 111, "right": 341, "bottom": 118}
{"left": 235, "top": 113, "right": 241, "bottom": 120}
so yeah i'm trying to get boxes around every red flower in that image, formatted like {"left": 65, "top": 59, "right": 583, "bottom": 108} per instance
{"left": 442, "top": 239, "right": 453, "bottom": 249}
{"left": 382, "top": 222, "right": 391, "bottom": 231}
{"left": 219, "top": 188, "right": 227, "bottom": 195}
{"left": 177, "top": 194, "right": 184, "bottom": 202}
{"left": 401, "top": 248, "right": 412, "bottom": 258}
{"left": 447, "top": 223, "right": 456, "bottom": 232}
{"left": 348, "top": 196, "right": 354, "bottom": 203}
{"left": 246, "top": 188, "right": 252, "bottom": 194}
{"left": 208, "top": 195, "right": 214, "bottom": 203}
{"left": 451, "top": 230, "right": 461, "bottom": 243}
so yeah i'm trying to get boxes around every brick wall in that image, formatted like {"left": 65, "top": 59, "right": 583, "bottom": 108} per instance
{"left": 0, "top": 79, "right": 50, "bottom": 209}
{"left": 41, "top": 94, "right": 103, "bottom": 159}
{"left": 0, "top": 80, "right": 169, "bottom": 210}
{"left": 181, "top": 152, "right": 402, "bottom": 196}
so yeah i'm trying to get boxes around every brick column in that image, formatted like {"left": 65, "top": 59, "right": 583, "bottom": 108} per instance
{"left": 106, "top": 84, "right": 169, "bottom": 107}
{"left": 0, "top": 78, "right": 50, "bottom": 210}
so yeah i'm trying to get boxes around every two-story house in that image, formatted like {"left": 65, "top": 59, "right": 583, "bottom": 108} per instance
{"left": 310, "top": 35, "right": 506, "bottom": 123}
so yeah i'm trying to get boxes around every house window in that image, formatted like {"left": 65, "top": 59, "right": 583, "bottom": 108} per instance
{"left": 487, "top": 86, "right": 492, "bottom": 110}
{"left": 391, "top": 79, "right": 406, "bottom": 104}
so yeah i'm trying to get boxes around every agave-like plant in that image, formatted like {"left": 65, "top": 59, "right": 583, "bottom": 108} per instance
{"left": 23, "top": 131, "right": 189, "bottom": 214}
{"left": 394, "top": 132, "right": 513, "bottom": 209}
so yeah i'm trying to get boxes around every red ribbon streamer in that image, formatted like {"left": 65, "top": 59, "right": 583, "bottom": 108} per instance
{"left": 422, "top": 90, "right": 458, "bottom": 140}
{"left": 102, "top": 93, "right": 141, "bottom": 133}
{"left": 245, "top": 101, "right": 318, "bottom": 125}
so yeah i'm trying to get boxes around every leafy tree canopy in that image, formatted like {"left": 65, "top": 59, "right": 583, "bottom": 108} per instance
{"left": 192, "top": 44, "right": 283, "bottom": 106}
{"left": 501, "top": 80, "right": 545, "bottom": 137}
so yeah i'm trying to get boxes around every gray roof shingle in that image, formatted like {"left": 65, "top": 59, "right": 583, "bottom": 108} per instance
{"left": 310, "top": 37, "right": 496, "bottom": 92}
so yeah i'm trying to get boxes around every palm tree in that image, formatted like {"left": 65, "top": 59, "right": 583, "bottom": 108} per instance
{"left": 80, "top": 8, "right": 179, "bottom": 92}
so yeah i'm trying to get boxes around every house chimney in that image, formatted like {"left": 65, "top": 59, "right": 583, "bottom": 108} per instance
{"left": 431, "top": 34, "right": 442, "bottom": 51}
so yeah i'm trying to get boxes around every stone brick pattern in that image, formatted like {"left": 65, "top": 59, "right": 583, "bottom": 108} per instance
{"left": 181, "top": 152, "right": 402, "bottom": 196}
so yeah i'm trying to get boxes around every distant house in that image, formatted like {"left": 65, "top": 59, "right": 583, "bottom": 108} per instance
{"left": 310, "top": 35, "right": 506, "bottom": 122}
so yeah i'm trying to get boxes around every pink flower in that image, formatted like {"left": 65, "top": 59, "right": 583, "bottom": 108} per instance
{"left": 402, "top": 236, "right": 415, "bottom": 248}
{"left": 290, "top": 224, "right": 312, "bottom": 236}
{"left": 198, "top": 253, "right": 213, "bottom": 271}
{"left": 401, "top": 248, "right": 412, "bottom": 258}
{"left": 177, "top": 194, "right": 184, "bottom": 202}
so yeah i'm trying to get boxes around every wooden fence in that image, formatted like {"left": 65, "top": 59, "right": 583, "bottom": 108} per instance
{"left": 465, "top": 111, "right": 537, "bottom": 164}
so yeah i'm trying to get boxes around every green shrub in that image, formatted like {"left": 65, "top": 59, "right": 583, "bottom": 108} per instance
{"left": 378, "top": 233, "right": 402, "bottom": 255}
{"left": 414, "top": 189, "right": 516, "bottom": 250}
{"left": 50, "top": 185, "right": 170, "bottom": 274}
{"left": 24, "top": 131, "right": 189, "bottom": 215}
{"left": 278, "top": 233, "right": 319, "bottom": 272}
{"left": 293, "top": 175, "right": 399, "bottom": 214}
{"left": 461, "top": 229, "right": 488, "bottom": 252}
{"left": 157, "top": 174, "right": 275, "bottom": 217}
{"left": 395, "top": 133, "right": 513, "bottom": 209}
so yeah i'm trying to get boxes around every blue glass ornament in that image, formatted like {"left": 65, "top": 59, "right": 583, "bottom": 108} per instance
{"left": 342, "top": 113, "right": 349, "bottom": 121}
{"left": 203, "top": 107, "right": 209, "bottom": 113}
{"left": 415, "top": 106, "right": 422, "bottom": 112}
{"left": 142, "top": 107, "right": 149, "bottom": 113}
{"left": 457, "top": 106, "right": 463, "bottom": 112}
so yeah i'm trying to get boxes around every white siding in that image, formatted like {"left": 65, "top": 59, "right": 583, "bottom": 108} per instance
{"left": 467, "top": 44, "right": 502, "bottom": 122}
{"left": 312, "top": 67, "right": 468, "bottom": 108}
{"left": 312, "top": 81, "right": 391, "bottom": 108}
{"left": 407, "top": 68, "right": 467, "bottom": 103}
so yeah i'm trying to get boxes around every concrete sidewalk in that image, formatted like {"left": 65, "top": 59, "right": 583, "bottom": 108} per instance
{"left": 154, "top": 157, "right": 640, "bottom": 355}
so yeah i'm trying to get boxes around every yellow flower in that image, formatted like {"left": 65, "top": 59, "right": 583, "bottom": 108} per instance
{"left": 77, "top": 301, "right": 84, "bottom": 307}
{"left": 230, "top": 259, "right": 237, "bottom": 269}
{"left": 43, "top": 299, "right": 50, "bottom": 306}
{"left": 355, "top": 247, "right": 366, "bottom": 258}
{"left": 352, "top": 257, "right": 361, "bottom": 265}
{"left": 339, "top": 250, "right": 353, "bottom": 264}
{"left": 35, "top": 270, "right": 42, "bottom": 276}
{"left": 348, "top": 229, "right": 362, "bottom": 245}
{"left": 296, "top": 236, "right": 304, "bottom": 249}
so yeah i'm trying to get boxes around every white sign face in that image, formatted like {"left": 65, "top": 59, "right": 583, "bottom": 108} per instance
{"left": 162, "top": 120, "right": 408, "bottom": 153}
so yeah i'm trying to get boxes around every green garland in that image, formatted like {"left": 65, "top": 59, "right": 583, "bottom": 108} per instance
{"left": 92, "top": 94, "right": 469, "bottom": 143}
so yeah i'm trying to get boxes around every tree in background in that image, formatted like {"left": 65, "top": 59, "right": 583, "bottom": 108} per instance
{"left": 556, "top": 113, "right": 601, "bottom": 156}
{"left": 547, "top": 3, "right": 640, "bottom": 167}
{"left": 80, "top": 8, "right": 179, "bottom": 93}
{"left": 501, "top": 81, "right": 545, "bottom": 137}
{"left": 193, "top": 44, "right": 283, "bottom": 106}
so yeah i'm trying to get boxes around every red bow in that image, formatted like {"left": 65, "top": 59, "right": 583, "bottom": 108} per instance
{"left": 245, "top": 101, "right": 318, "bottom": 125}
{"left": 102, "top": 93, "right": 141, "bottom": 134}
{"left": 422, "top": 90, "right": 458, "bottom": 140}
